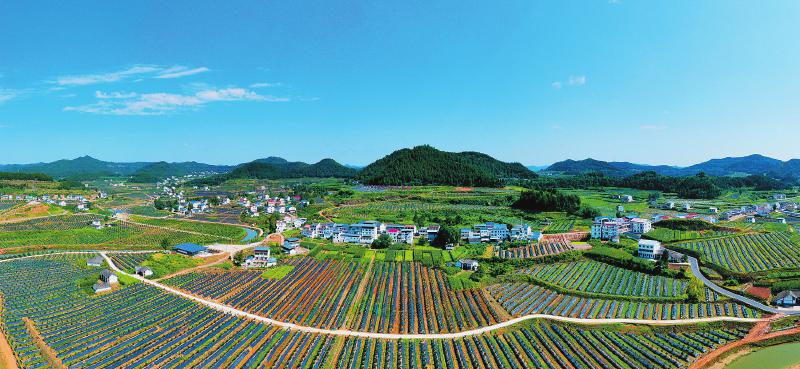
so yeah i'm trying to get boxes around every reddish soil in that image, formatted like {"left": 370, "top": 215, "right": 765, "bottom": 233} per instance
{"left": 454, "top": 187, "right": 474, "bottom": 192}
{"left": 746, "top": 286, "right": 772, "bottom": 300}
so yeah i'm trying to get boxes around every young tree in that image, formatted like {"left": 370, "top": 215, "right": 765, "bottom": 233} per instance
{"left": 371, "top": 234, "right": 393, "bottom": 249}
{"left": 160, "top": 238, "right": 170, "bottom": 251}
{"left": 432, "top": 226, "right": 459, "bottom": 248}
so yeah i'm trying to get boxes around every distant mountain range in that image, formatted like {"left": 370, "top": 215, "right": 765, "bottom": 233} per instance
{"left": 544, "top": 154, "right": 800, "bottom": 178}
{"left": 1, "top": 152, "right": 797, "bottom": 184}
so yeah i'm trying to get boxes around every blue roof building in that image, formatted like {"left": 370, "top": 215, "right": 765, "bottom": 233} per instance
{"left": 173, "top": 243, "right": 208, "bottom": 256}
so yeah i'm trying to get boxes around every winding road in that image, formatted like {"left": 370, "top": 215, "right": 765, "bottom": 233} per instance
{"left": 687, "top": 256, "right": 800, "bottom": 316}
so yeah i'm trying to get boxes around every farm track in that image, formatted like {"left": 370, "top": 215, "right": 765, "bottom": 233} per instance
{"left": 93, "top": 252, "right": 765, "bottom": 340}
{"left": 688, "top": 256, "right": 800, "bottom": 316}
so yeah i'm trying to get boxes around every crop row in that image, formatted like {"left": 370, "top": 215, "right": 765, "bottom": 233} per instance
{"left": 676, "top": 232, "right": 800, "bottom": 273}
{"left": 108, "top": 252, "right": 159, "bottom": 272}
{"left": 488, "top": 283, "right": 760, "bottom": 320}
{"left": 519, "top": 260, "right": 686, "bottom": 298}
{"left": 165, "top": 257, "right": 364, "bottom": 330}
{"left": 351, "top": 261, "right": 503, "bottom": 334}
{"left": 128, "top": 215, "right": 247, "bottom": 241}
{"left": 331, "top": 322, "right": 748, "bottom": 369}
{"left": 496, "top": 241, "right": 573, "bottom": 259}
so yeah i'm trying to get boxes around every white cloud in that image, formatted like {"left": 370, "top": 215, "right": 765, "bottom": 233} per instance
{"left": 53, "top": 64, "right": 210, "bottom": 86}
{"left": 155, "top": 66, "right": 210, "bottom": 79}
{"left": 55, "top": 65, "right": 160, "bottom": 86}
{"left": 551, "top": 75, "right": 586, "bottom": 89}
{"left": 0, "top": 89, "right": 18, "bottom": 103}
{"left": 67, "top": 87, "right": 289, "bottom": 115}
{"left": 250, "top": 82, "right": 279, "bottom": 88}
{"left": 568, "top": 75, "right": 587, "bottom": 86}
{"left": 640, "top": 124, "right": 667, "bottom": 131}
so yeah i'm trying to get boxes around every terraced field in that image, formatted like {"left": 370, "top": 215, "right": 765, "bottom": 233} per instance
{"left": 331, "top": 323, "right": 749, "bottom": 369}
{"left": 488, "top": 283, "right": 760, "bottom": 320}
{"left": 497, "top": 241, "right": 574, "bottom": 259}
{"left": 351, "top": 261, "right": 504, "bottom": 334}
{"left": 518, "top": 260, "right": 687, "bottom": 299}
{"left": 128, "top": 215, "right": 247, "bottom": 241}
{"left": 164, "top": 257, "right": 365, "bottom": 329}
{"left": 675, "top": 232, "right": 800, "bottom": 273}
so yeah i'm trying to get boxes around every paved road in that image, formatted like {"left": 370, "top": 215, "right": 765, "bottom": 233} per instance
{"left": 687, "top": 256, "right": 800, "bottom": 316}
{"left": 97, "top": 252, "right": 764, "bottom": 340}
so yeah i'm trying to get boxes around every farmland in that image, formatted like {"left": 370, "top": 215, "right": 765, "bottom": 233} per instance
{"left": 497, "top": 240, "right": 574, "bottom": 259}
{"left": 0, "top": 214, "right": 233, "bottom": 251}
{"left": 331, "top": 322, "right": 749, "bottom": 369}
{"left": 325, "top": 201, "right": 535, "bottom": 227}
{"left": 517, "top": 260, "right": 688, "bottom": 299}
{"left": 351, "top": 261, "right": 505, "bottom": 333}
{"left": 674, "top": 232, "right": 800, "bottom": 273}
{"left": 488, "top": 283, "right": 760, "bottom": 320}
{"left": 164, "top": 257, "right": 365, "bottom": 329}
{"left": 128, "top": 215, "right": 249, "bottom": 241}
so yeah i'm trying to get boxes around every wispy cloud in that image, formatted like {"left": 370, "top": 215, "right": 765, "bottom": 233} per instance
{"left": 640, "top": 124, "right": 667, "bottom": 131}
{"left": 155, "top": 66, "right": 210, "bottom": 79}
{"left": 54, "top": 65, "right": 160, "bottom": 86}
{"left": 568, "top": 75, "right": 587, "bottom": 86}
{"left": 0, "top": 89, "right": 19, "bottom": 103}
{"left": 53, "top": 64, "right": 210, "bottom": 86}
{"left": 66, "top": 87, "right": 289, "bottom": 115}
{"left": 250, "top": 82, "right": 279, "bottom": 88}
{"left": 551, "top": 75, "right": 586, "bottom": 89}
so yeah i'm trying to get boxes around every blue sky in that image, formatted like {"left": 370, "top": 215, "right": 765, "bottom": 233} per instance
{"left": 1, "top": 1, "right": 798, "bottom": 166}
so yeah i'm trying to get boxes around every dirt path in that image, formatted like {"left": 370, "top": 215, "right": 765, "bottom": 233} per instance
{"left": 340, "top": 253, "right": 376, "bottom": 330}
{"left": 690, "top": 318, "right": 800, "bottom": 369}
{"left": 0, "top": 295, "right": 19, "bottom": 369}
{"left": 23, "top": 318, "right": 66, "bottom": 369}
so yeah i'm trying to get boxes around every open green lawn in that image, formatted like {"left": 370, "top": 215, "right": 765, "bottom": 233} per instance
{"left": 140, "top": 253, "right": 203, "bottom": 278}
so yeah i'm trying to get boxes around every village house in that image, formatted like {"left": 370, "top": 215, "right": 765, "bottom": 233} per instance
{"left": 456, "top": 259, "right": 479, "bottom": 271}
{"left": 638, "top": 239, "right": 664, "bottom": 260}
{"left": 100, "top": 269, "right": 119, "bottom": 284}
{"left": 629, "top": 218, "right": 653, "bottom": 234}
{"left": 245, "top": 246, "right": 278, "bottom": 268}
{"left": 774, "top": 290, "right": 800, "bottom": 306}
{"left": 591, "top": 217, "right": 630, "bottom": 240}
{"left": 283, "top": 238, "right": 301, "bottom": 255}
{"left": 87, "top": 256, "right": 104, "bottom": 267}
{"left": 135, "top": 266, "right": 154, "bottom": 277}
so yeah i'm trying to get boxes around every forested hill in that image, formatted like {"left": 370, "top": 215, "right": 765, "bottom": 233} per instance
{"left": 131, "top": 161, "right": 233, "bottom": 182}
{"left": 357, "top": 145, "right": 536, "bottom": 186}
{"left": 193, "top": 158, "right": 357, "bottom": 185}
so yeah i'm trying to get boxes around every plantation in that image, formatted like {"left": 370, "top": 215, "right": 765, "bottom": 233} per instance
{"left": 0, "top": 214, "right": 231, "bottom": 251}
{"left": 326, "top": 201, "right": 533, "bottom": 227}
{"left": 331, "top": 321, "right": 749, "bottom": 369}
{"left": 0, "top": 255, "right": 335, "bottom": 369}
{"left": 497, "top": 241, "right": 574, "bottom": 259}
{"left": 517, "top": 260, "right": 688, "bottom": 299}
{"left": 488, "top": 283, "right": 760, "bottom": 320}
{"left": 128, "top": 215, "right": 248, "bottom": 241}
{"left": 107, "top": 252, "right": 159, "bottom": 272}
{"left": 644, "top": 228, "right": 737, "bottom": 243}
{"left": 674, "top": 232, "right": 800, "bottom": 273}
{"left": 351, "top": 261, "right": 505, "bottom": 334}
{"left": 164, "top": 257, "right": 365, "bottom": 329}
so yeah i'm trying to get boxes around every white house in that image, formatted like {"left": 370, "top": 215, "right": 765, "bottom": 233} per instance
{"left": 456, "top": 259, "right": 479, "bottom": 271}
{"left": 591, "top": 217, "right": 630, "bottom": 240}
{"left": 87, "top": 256, "right": 104, "bottom": 267}
{"left": 93, "top": 282, "right": 112, "bottom": 294}
{"left": 774, "top": 194, "right": 787, "bottom": 201}
{"left": 638, "top": 239, "right": 664, "bottom": 260}
{"left": 629, "top": 218, "right": 652, "bottom": 234}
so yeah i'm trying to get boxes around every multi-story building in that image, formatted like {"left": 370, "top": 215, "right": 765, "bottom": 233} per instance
{"left": 638, "top": 239, "right": 663, "bottom": 260}
{"left": 629, "top": 218, "right": 652, "bottom": 234}
{"left": 590, "top": 217, "right": 630, "bottom": 240}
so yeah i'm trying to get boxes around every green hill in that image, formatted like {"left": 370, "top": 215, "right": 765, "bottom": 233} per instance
{"left": 194, "top": 158, "right": 357, "bottom": 185}
{"left": 358, "top": 145, "right": 536, "bottom": 186}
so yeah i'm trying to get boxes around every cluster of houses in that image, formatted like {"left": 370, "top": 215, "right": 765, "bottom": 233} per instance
{"left": 302, "top": 221, "right": 430, "bottom": 245}
{"left": 0, "top": 192, "right": 101, "bottom": 211}
{"left": 591, "top": 217, "right": 653, "bottom": 241}
{"left": 239, "top": 194, "right": 309, "bottom": 217}
{"left": 460, "top": 223, "right": 543, "bottom": 244}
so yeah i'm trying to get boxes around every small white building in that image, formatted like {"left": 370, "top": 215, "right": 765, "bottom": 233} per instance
{"left": 709, "top": 207, "right": 718, "bottom": 214}
{"left": 99, "top": 269, "right": 119, "bottom": 284}
{"left": 87, "top": 256, "right": 104, "bottom": 267}
{"left": 135, "top": 266, "right": 154, "bottom": 277}
{"left": 456, "top": 259, "right": 479, "bottom": 271}
{"left": 638, "top": 239, "right": 664, "bottom": 260}
{"left": 93, "top": 281, "right": 112, "bottom": 294}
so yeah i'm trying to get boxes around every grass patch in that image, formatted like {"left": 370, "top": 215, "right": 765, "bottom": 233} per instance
{"left": 140, "top": 253, "right": 203, "bottom": 278}
{"left": 260, "top": 265, "right": 295, "bottom": 280}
